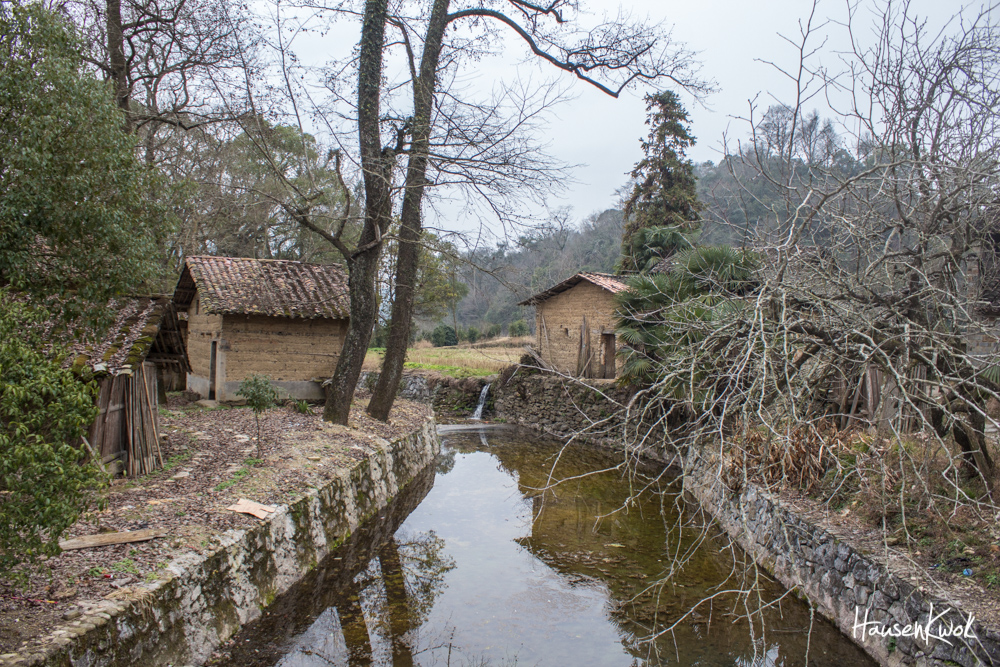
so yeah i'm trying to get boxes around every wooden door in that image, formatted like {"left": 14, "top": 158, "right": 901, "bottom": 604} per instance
{"left": 601, "top": 333, "right": 616, "bottom": 379}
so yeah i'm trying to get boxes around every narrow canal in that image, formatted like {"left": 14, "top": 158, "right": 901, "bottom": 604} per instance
{"left": 213, "top": 425, "right": 874, "bottom": 666}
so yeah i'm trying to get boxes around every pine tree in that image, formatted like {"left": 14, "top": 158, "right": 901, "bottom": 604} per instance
{"left": 619, "top": 91, "right": 701, "bottom": 272}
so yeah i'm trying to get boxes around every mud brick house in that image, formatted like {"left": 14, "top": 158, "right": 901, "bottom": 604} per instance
{"left": 519, "top": 272, "right": 628, "bottom": 378}
{"left": 171, "top": 256, "right": 350, "bottom": 401}
{"left": 73, "top": 296, "right": 190, "bottom": 476}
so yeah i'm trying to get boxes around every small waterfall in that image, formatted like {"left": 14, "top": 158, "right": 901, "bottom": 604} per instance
{"left": 471, "top": 383, "right": 491, "bottom": 420}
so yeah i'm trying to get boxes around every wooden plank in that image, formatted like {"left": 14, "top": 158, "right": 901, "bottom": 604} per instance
{"left": 59, "top": 528, "right": 166, "bottom": 551}
{"left": 142, "top": 363, "right": 164, "bottom": 469}
{"left": 226, "top": 498, "right": 277, "bottom": 519}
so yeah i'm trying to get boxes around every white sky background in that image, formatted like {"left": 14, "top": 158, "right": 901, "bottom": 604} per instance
{"left": 278, "top": 0, "right": 970, "bottom": 240}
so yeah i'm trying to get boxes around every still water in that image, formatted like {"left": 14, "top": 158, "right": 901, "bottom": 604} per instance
{"left": 214, "top": 425, "right": 874, "bottom": 666}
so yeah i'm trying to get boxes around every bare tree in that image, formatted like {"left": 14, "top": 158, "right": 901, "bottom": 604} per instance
{"left": 606, "top": 6, "right": 1000, "bottom": 645}
{"left": 365, "top": 0, "right": 713, "bottom": 421}
{"left": 64, "top": 0, "right": 252, "bottom": 134}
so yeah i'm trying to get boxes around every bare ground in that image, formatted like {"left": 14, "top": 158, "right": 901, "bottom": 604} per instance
{"left": 0, "top": 395, "right": 431, "bottom": 655}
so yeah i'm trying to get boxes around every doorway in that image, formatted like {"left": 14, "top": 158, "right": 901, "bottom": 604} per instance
{"left": 601, "top": 333, "right": 615, "bottom": 379}
{"left": 209, "top": 340, "right": 217, "bottom": 400}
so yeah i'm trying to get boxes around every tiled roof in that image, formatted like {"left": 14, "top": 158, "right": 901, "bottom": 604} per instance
{"left": 69, "top": 296, "right": 189, "bottom": 376}
{"left": 518, "top": 272, "right": 630, "bottom": 306}
{"left": 173, "top": 256, "right": 350, "bottom": 319}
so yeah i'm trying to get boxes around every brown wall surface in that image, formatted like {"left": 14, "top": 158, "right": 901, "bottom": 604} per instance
{"left": 535, "top": 281, "right": 619, "bottom": 376}
{"left": 186, "top": 293, "right": 223, "bottom": 379}
{"left": 221, "top": 314, "right": 347, "bottom": 383}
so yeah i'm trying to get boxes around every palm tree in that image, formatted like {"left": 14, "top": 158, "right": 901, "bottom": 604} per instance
{"left": 615, "top": 246, "right": 759, "bottom": 391}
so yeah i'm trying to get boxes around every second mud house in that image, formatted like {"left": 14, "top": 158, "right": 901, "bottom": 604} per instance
{"left": 172, "top": 256, "right": 350, "bottom": 401}
{"left": 519, "top": 272, "right": 628, "bottom": 379}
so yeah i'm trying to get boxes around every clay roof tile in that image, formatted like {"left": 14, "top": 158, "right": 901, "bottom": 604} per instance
{"left": 175, "top": 256, "right": 350, "bottom": 319}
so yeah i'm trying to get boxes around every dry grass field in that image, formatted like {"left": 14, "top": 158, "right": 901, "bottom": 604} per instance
{"left": 364, "top": 337, "right": 531, "bottom": 377}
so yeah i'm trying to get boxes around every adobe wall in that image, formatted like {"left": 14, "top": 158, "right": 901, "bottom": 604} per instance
{"left": 185, "top": 293, "right": 223, "bottom": 398}
{"left": 186, "top": 302, "right": 347, "bottom": 401}
{"left": 1, "top": 416, "right": 440, "bottom": 667}
{"left": 535, "top": 282, "right": 619, "bottom": 377}
{"left": 221, "top": 314, "right": 347, "bottom": 384}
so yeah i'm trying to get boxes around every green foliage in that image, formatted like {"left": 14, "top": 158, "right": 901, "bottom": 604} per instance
{"left": 450, "top": 209, "right": 623, "bottom": 332}
{"left": 431, "top": 324, "right": 458, "bottom": 347}
{"left": 111, "top": 558, "right": 140, "bottom": 575}
{"left": 0, "top": 292, "right": 106, "bottom": 573}
{"left": 616, "top": 246, "right": 759, "bottom": 389}
{"left": 238, "top": 374, "right": 278, "bottom": 414}
{"left": 508, "top": 319, "right": 529, "bottom": 337}
{"left": 465, "top": 326, "right": 480, "bottom": 344}
{"left": 485, "top": 323, "right": 503, "bottom": 339}
{"left": 293, "top": 399, "right": 313, "bottom": 415}
{"left": 620, "top": 91, "right": 701, "bottom": 272}
{"left": 237, "top": 374, "right": 278, "bottom": 454}
{"left": 378, "top": 231, "right": 468, "bottom": 326}
{"left": 0, "top": 1, "right": 162, "bottom": 326}
{"left": 619, "top": 225, "right": 694, "bottom": 274}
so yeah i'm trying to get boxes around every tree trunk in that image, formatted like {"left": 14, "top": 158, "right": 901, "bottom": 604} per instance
{"left": 338, "top": 579, "right": 374, "bottom": 666}
{"left": 106, "top": 0, "right": 131, "bottom": 129}
{"left": 379, "top": 539, "right": 415, "bottom": 666}
{"left": 322, "top": 0, "right": 394, "bottom": 424}
{"left": 367, "top": 0, "right": 451, "bottom": 421}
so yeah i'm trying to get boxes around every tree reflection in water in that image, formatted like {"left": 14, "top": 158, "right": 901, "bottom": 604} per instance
{"left": 214, "top": 427, "right": 874, "bottom": 667}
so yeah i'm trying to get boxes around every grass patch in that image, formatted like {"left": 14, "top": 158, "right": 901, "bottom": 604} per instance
{"left": 403, "top": 362, "right": 495, "bottom": 378}
{"left": 364, "top": 343, "right": 521, "bottom": 377}
{"left": 111, "top": 558, "right": 140, "bottom": 575}
{"left": 215, "top": 466, "right": 253, "bottom": 492}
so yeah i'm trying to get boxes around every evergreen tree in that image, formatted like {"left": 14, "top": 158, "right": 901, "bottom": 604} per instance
{"left": 619, "top": 91, "right": 701, "bottom": 272}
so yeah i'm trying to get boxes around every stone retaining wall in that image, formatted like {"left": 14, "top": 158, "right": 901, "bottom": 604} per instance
{"left": 683, "top": 445, "right": 1000, "bottom": 667}
{"left": 1, "top": 416, "right": 439, "bottom": 667}
{"left": 491, "top": 372, "right": 1000, "bottom": 666}
{"left": 491, "top": 372, "right": 674, "bottom": 464}
{"left": 358, "top": 371, "right": 493, "bottom": 418}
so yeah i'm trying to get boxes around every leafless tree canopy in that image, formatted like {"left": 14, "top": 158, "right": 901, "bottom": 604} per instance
{"left": 616, "top": 1, "right": 1000, "bottom": 552}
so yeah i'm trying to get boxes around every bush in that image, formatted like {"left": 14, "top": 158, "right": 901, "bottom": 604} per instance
{"left": 485, "top": 323, "right": 503, "bottom": 339}
{"left": 431, "top": 324, "right": 458, "bottom": 347}
{"left": 508, "top": 319, "right": 529, "bottom": 337}
{"left": 236, "top": 374, "right": 278, "bottom": 456}
{"left": 0, "top": 292, "right": 106, "bottom": 574}
{"left": 466, "top": 326, "right": 480, "bottom": 344}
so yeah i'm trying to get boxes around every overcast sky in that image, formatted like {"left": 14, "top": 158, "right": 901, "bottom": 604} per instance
{"left": 287, "top": 0, "right": 968, "bottom": 235}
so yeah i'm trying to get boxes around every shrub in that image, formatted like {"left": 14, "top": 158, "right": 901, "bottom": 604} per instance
{"left": 508, "top": 319, "right": 529, "bottom": 337}
{"left": 236, "top": 374, "right": 278, "bottom": 456}
{"left": 466, "top": 326, "right": 480, "bottom": 344}
{"left": 485, "top": 323, "right": 503, "bottom": 339}
{"left": 431, "top": 324, "right": 458, "bottom": 347}
{"left": 0, "top": 292, "right": 106, "bottom": 574}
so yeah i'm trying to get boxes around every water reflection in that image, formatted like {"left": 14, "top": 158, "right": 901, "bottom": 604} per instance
{"left": 213, "top": 425, "right": 873, "bottom": 667}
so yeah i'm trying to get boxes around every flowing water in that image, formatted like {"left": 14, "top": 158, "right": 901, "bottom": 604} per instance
{"left": 213, "top": 425, "right": 874, "bottom": 667}
{"left": 471, "top": 384, "right": 491, "bottom": 420}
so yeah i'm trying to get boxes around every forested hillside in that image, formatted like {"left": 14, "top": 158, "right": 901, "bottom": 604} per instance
{"left": 441, "top": 106, "right": 862, "bottom": 336}
{"left": 440, "top": 209, "right": 623, "bottom": 334}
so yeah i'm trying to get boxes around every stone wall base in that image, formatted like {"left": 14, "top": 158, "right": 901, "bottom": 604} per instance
{"left": 1, "top": 416, "right": 439, "bottom": 667}
{"left": 491, "top": 372, "right": 1000, "bottom": 666}
{"left": 683, "top": 445, "right": 1000, "bottom": 667}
